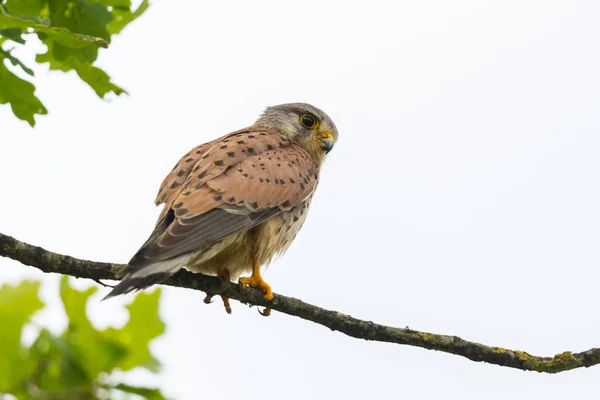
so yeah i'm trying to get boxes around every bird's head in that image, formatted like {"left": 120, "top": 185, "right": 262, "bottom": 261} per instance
{"left": 255, "top": 103, "right": 338, "bottom": 163}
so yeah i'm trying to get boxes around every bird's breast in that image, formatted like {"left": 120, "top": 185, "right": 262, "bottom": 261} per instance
{"left": 253, "top": 198, "right": 313, "bottom": 265}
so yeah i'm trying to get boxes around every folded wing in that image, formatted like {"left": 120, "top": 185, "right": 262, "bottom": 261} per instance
{"left": 105, "top": 127, "right": 319, "bottom": 297}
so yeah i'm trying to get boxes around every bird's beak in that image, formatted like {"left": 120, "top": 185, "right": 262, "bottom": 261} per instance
{"left": 319, "top": 132, "right": 335, "bottom": 154}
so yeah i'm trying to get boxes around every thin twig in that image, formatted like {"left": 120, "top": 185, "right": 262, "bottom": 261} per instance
{"left": 1, "top": 231, "right": 598, "bottom": 373}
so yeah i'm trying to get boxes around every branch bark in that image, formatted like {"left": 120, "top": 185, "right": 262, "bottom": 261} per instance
{"left": 1, "top": 231, "right": 598, "bottom": 373}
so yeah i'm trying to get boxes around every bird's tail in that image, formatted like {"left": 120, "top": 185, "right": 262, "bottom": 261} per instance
{"left": 102, "top": 254, "right": 191, "bottom": 300}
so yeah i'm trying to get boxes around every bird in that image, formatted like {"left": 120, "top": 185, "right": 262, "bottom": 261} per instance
{"left": 103, "top": 103, "right": 338, "bottom": 314}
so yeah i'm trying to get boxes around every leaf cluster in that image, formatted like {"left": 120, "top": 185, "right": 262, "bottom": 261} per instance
{"left": 0, "top": 277, "right": 168, "bottom": 399}
{"left": 0, "top": 0, "right": 148, "bottom": 126}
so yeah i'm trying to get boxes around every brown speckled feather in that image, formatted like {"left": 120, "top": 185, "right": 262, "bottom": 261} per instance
{"left": 122, "top": 127, "right": 319, "bottom": 273}
{"left": 207, "top": 144, "right": 319, "bottom": 211}
{"left": 154, "top": 136, "right": 221, "bottom": 206}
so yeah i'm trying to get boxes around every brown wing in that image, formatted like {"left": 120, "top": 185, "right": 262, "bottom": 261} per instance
{"left": 154, "top": 135, "right": 223, "bottom": 206}
{"left": 206, "top": 144, "right": 320, "bottom": 211}
{"left": 121, "top": 127, "right": 319, "bottom": 274}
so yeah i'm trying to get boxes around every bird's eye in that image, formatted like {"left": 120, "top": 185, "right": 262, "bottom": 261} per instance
{"left": 299, "top": 114, "right": 318, "bottom": 129}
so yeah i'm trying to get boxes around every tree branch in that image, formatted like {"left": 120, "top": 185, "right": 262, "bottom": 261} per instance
{"left": 1, "top": 231, "right": 598, "bottom": 373}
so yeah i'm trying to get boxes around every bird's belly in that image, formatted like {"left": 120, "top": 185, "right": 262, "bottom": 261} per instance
{"left": 254, "top": 201, "right": 311, "bottom": 266}
{"left": 184, "top": 231, "right": 252, "bottom": 280}
{"left": 184, "top": 200, "right": 311, "bottom": 280}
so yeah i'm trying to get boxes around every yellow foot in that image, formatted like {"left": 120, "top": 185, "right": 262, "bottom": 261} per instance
{"left": 203, "top": 269, "right": 233, "bottom": 314}
{"left": 239, "top": 274, "right": 273, "bottom": 300}
{"left": 222, "top": 296, "right": 232, "bottom": 314}
{"left": 259, "top": 307, "right": 272, "bottom": 317}
{"left": 203, "top": 294, "right": 232, "bottom": 314}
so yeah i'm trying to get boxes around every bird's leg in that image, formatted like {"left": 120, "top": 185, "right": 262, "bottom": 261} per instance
{"left": 203, "top": 269, "right": 232, "bottom": 314}
{"left": 239, "top": 257, "right": 273, "bottom": 301}
{"left": 218, "top": 269, "right": 232, "bottom": 314}
{"left": 220, "top": 296, "right": 232, "bottom": 314}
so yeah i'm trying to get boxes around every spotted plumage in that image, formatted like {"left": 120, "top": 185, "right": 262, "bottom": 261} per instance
{"left": 104, "top": 103, "right": 338, "bottom": 310}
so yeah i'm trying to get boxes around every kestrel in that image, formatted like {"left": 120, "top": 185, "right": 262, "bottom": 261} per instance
{"left": 104, "top": 103, "right": 338, "bottom": 313}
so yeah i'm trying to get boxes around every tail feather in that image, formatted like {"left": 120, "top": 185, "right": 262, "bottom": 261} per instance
{"left": 102, "top": 254, "right": 191, "bottom": 300}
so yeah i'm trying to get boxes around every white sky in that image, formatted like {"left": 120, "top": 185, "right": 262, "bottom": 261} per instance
{"left": 2, "top": 0, "right": 600, "bottom": 398}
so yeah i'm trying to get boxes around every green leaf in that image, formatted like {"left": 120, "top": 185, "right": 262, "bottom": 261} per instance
{"left": 35, "top": 40, "right": 126, "bottom": 98}
{"left": 95, "top": 0, "right": 131, "bottom": 8}
{"left": 0, "top": 8, "right": 108, "bottom": 48}
{"left": 59, "top": 277, "right": 129, "bottom": 379}
{"left": 0, "top": 281, "right": 44, "bottom": 391}
{"left": 37, "top": 0, "right": 112, "bottom": 86}
{"left": 36, "top": 48, "right": 124, "bottom": 97}
{"left": 48, "top": 0, "right": 113, "bottom": 42}
{"left": 76, "top": 63, "right": 126, "bottom": 97}
{"left": 2, "top": 0, "right": 149, "bottom": 124}
{"left": 107, "top": 0, "right": 149, "bottom": 35}
{"left": 105, "top": 289, "right": 165, "bottom": 372}
{"left": 33, "top": 1, "right": 130, "bottom": 98}
{"left": 4, "top": 0, "right": 48, "bottom": 18}
{"left": 114, "top": 383, "right": 169, "bottom": 400}
{"left": 60, "top": 276, "right": 97, "bottom": 329}
{"left": 1, "top": 279, "right": 167, "bottom": 398}
{"left": 0, "top": 58, "right": 47, "bottom": 126}
{"left": 35, "top": 39, "right": 71, "bottom": 71}
{"left": 0, "top": 27, "right": 26, "bottom": 44}
{"left": 1, "top": 48, "right": 34, "bottom": 75}
{"left": 29, "top": 328, "right": 92, "bottom": 390}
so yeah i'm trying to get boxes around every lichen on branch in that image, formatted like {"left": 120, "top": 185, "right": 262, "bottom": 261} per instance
{"left": 1, "top": 231, "right": 599, "bottom": 374}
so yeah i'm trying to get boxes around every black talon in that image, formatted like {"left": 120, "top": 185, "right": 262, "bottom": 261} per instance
{"left": 258, "top": 307, "right": 272, "bottom": 317}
